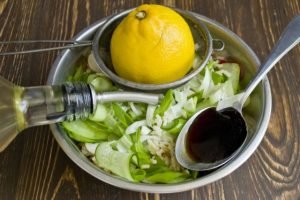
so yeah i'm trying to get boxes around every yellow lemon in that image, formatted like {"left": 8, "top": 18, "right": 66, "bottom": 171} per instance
{"left": 110, "top": 4, "right": 195, "bottom": 84}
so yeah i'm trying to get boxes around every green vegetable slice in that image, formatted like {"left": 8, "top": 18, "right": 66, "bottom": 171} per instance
{"left": 112, "top": 103, "right": 133, "bottom": 127}
{"left": 212, "top": 71, "right": 227, "bottom": 84}
{"left": 67, "top": 131, "right": 99, "bottom": 143}
{"left": 209, "top": 80, "right": 234, "bottom": 104}
{"left": 145, "top": 171, "right": 190, "bottom": 184}
{"left": 62, "top": 120, "right": 108, "bottom": 142}
{"left": 116, "top": 134, "right": 133, "bottom": 152}
{"left": 103, "top": 112, "right": 125, "bottom": 136}
{"left": 196, "top": 99, "right": 215, "bottom": 111}
{"left": 155, "top": 89, "right": 174, "bottom": 116}
{"left": 89, "top": 76, "right": 114, "bottom": 92}
{"left": 162, "top": 118, "right": 187, "bottom": 135}
{"left": 87, "top": 73, "right": 99, "bottom": 83}
{"left": 131, "top": 129, "right": 151, "bottom": 167}
{"left": 73, "top": 65, "right": 85, "bottom": 81}
{"left": 142, "top": 156, "right": 191, "bottom": 183}
{"left": 95, "top": 141, "right": 135, "bottom": 181}
{"left": 130, "top": 167, "right": 146, "bottom": 182}
{"left": 183, "top": 97, "right": 198, "bottom": 113}
{"left": 89, "top": 104, "right": 107, "bottom": 122}
{"left": 72, "top": 64, "right": 91, "bottom": 82}
{"left": 221, "top": 63, "right": 240, "bottom": 92}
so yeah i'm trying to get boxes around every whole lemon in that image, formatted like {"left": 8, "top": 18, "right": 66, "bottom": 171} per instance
{"left": 110, "top": 4, "right": 195, "bottom": 84}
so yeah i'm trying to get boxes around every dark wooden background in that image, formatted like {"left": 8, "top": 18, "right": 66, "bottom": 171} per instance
{"left": 0, "top": 0, "right": 299, "bottom": 199}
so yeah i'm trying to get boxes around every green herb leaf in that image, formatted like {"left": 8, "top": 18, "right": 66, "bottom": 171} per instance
{"left": 155, "top": 89, "right": 174, "bottom": 116}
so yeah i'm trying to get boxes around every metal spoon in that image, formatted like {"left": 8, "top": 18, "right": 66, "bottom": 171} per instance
{"left": 175, "top": 15, "right": 300, "bottom": 171}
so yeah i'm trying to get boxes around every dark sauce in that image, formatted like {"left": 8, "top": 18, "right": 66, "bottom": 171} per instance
{"left": 186, "top": 107, "right": 247, "bottom": 163}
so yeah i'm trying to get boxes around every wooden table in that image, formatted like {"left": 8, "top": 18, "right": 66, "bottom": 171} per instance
{"left": 0, "top": 0, "right": 299, "bottom": 199}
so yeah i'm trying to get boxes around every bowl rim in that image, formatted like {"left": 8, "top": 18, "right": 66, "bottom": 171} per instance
{"left": 47, "top": 11, "right": 272, "bottom": 193}
{"left": 92, "top": 8, "right": 213, "bottom": 91}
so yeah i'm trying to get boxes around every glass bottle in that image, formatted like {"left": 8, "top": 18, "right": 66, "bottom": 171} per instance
{"left": 0, "top": 76, "right": 94, "bottom": 152}
{"left": 0, "top": 75, "right": 159, "bottom": 152}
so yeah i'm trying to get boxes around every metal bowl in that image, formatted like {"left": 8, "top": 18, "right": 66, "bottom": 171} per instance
{"left": 92, "top": 8, "right": 212, "bottom": 92}
{"left": 47, "top": 11, "right": 272, "bottom": 193}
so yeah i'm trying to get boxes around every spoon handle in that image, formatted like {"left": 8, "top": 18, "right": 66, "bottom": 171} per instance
{"left": 241, "top": 15, "right": 300, "bottom": 105}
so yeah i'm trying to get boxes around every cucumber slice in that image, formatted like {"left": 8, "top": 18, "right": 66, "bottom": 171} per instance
{"left": 85, "top": 143, "right": 99, "bottom": 154}
{"left": 90, "top": 76, "right": 114, "bottom": 92}
{"left": 89, "top": 104, "right": 107, "bottom": 122}
{"left": 95, "top": 142, "right": 134, "bottom": 181}
{"left": 62, "top": 120, "right": 108, "bottom": 142}
{"left": 87, "top": 74, "right": 98, "bottom": 83}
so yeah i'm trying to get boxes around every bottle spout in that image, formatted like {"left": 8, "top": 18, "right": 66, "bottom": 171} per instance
{"left": 96, "top": 91, "right": 161, "bottom": 105}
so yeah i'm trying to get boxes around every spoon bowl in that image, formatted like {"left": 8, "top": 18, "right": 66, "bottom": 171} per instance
{"left": 175, "top": 15, "right": 300, "bottom": 171}
{"left": 176, "top": 106, "right": 247, "bottom": 171}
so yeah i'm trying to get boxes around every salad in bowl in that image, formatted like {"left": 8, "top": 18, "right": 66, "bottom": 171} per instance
{"left": 47, "top": 5, "right": 271, "bottom": 193}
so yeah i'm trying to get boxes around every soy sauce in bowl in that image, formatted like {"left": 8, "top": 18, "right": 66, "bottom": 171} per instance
{"left": 185, "top": 107, "right": 247, "bottom": 163}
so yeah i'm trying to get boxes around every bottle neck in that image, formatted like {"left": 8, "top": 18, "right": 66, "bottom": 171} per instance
{"left": 16, "top": 83, "right": 94, "bottom": 129}
{"left": 60, "top": 82, "right": 95, "bottom": 121}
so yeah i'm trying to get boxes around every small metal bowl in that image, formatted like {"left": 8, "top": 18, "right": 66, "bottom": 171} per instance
{"left": 92, "top": 8, "right": 212, "bottom": 92}
{"left": 47, "top": 10, "right": 272, "bottom": 193}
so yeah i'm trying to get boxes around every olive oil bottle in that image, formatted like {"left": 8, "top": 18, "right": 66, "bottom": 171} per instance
{"left": 0, "top": 76, "right": 93, "bottom": 152}
{"left": 0, "top": 75, "right": 159, "bottom": 152}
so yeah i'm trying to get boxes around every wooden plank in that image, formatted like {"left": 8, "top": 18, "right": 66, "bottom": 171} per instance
{"left": 0, "top": 0, "right": 299, "bottom": 199}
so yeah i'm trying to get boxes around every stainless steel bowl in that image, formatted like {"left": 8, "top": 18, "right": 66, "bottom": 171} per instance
{"left": 47, "top": 11, "right": 272, "bottom": 193}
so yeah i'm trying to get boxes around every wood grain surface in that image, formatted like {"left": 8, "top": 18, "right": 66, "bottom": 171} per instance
{"left": 0, "top": 0, "right": 299, "bottom": 199}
